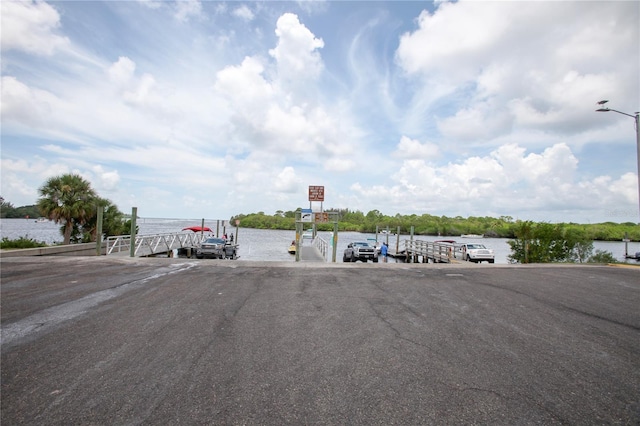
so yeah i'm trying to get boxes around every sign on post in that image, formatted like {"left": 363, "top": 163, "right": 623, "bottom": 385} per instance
{"left": 308, "top": 186, "right": 325, "bottom": 202}
{"left": 314, "top": 212, "right": 329, "bottom": 223}
{"left": 301, "top": 208, "right": 313, "bottom": 222}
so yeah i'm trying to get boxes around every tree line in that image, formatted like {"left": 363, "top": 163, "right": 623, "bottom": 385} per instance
{"left": 231, "top": 209, "right": 636, "bottom": 263}
{"left": 231, "top": 209, "right": 640, "bottom": 242}
{"left": 0, "top": 198, "right": 40, "bottom": 219}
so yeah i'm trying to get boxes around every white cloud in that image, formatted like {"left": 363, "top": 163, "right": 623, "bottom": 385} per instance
{"left": 490, "top": 143, "right": 579, "bottom": 186}
{"left": 174, "top": 0, "right": 202, "bottom": 23}
{"left": 325, "top": 157, "right": 354, "bottom": 172}
{"left": 606, "top": 173, "right": 638, "bottom": 205}
{"left": 1, "top": 2, "right": 637, "bottom": 223}
{"left": 394, "top": 136, "right": 439, "bottom": 160}
{"left": 0, "top": 159, "right": 45, "bottom": 204}
{"left": 136, "top": 0, "right": 163, "bottom": 10}
{"left": 105, "top": 58, "right": 188, "bottom": 126}
{"left": 437, "top": 99, "right": 514, "bottom": 142}
{"left": 274, "top": 167, "right": 299, "bottom": 193}
{"left": 92, "top": 166, "right": 121, "bottom": 192}
{"left": 0, "top": 0, "right": 70, "bottom": 55}
{"left": 123, "top": 73, "right": 158, "bottom": 106}
{"left": 397, "top": 1, "right": 638, "bottom": 144}
{"left": 213, "top": 18, "right": 360, "bottom": 166}
{"left": 214, "top": 56, "right": 274, "bottom": 123}
{"left": 108, "top": 57, "right": 136, "bottom": 86}
{"left": 1, "top": 76, "right": 58, "bottom": 129}
{"left": 233, "top": 5, "right": 255, "bottom": 22}
{"left": 269, "top": 13, "right": 325, "bottom": 82}
{"left": 352, "top": 142, "right": 636, "bottom": 221}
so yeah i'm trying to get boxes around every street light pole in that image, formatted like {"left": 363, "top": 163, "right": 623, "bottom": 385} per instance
{"left": 596, "top": 100, "right": 640, "bottom": 223}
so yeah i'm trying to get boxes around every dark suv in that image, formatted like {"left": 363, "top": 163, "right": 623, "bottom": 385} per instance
{"left": 196, "top": 238, "right": 237, "bottom": 259}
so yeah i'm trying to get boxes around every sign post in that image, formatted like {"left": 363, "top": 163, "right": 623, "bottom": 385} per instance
{"left": 129, "top": 207, "right": 137, "bottom": 257}
{"left": 308, "top": 185, "right": 325, "bottom": 202}
{"left": 308, "top": 185, "right": 324, "bottom": 215}
{"left": 96, "top": 204, "right": 103, "bottom": 256}
{"left": 295, "top": 212, "right": 302, "bottom": 262}
{"left": 314, "top": 212, "right": 329, "bottom": 223}
{"left": 235, "top": 219, "right": 240, "bottom": 243}
{"left": 301, "top": 208, "right": 313, "bottom": 223}
{"left": 294, "top": 185, "right": 339, "bottom": 262}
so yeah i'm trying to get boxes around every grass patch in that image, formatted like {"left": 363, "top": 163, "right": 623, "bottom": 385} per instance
{"left": 0, "top": 236, "right": 48, "bottom": 250}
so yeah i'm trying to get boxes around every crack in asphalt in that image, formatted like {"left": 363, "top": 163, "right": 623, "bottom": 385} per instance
{"left": 0, "top": 263, "right": 198, "bottom": 350}
{"left": 473, "top": 278, "right": 640, "bottom": 333}
{"left": 363, "top": 293, "right": 432, "bottom": 350}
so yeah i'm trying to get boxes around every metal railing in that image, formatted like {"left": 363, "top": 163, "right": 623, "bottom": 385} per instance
{"left": 314, "top": 236, "right": 330, "bottom": 261}
{"left": 403, "top": 239, "right": 452, "bottom": 263}
{"left": 106, "top": 232, "right": 207, "bottom": 257}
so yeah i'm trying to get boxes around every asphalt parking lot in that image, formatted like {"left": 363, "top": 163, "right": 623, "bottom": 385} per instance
{"left": 1, "top": 257, "right": 639, "bottom": 425}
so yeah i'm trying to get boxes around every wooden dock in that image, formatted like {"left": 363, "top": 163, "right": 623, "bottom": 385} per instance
{"left": 389, "top": 240, "right": 454, "bottom": 263}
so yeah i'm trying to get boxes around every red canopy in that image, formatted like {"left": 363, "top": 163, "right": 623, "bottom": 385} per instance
{"left": 182, "top": 226, "right": 212, "bottom": 232}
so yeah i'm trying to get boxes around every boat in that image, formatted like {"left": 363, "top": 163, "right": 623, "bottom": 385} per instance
{"left": 302, "top": 229, "right": 314, "bottom": 239}
{"left": 288, "top": 241, "right": 296, "bottom": 255}
{"left": 182, "top": 226, "right": 213, "bottom": 232}
{"left": 435, "top": 239, "right": 456, "bottom": 244}
{"left": 35, "top": 217, "right": 49, "bottom": 223}
{"left": 460, "top": 234, "right": 484, "bottom": 238}
{"left": 625, "top": 252, "right": 640, "bottom": 261}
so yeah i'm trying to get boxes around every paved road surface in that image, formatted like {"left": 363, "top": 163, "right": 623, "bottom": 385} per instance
{"left": 1, "top": 257, "right": 639, "bottom": 425}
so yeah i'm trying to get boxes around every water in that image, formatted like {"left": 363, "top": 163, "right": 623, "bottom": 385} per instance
{"left": 1, "top": 218, "right": 63, "bottom": 245}
{"left": 1, "top": 218, "right": 638, "bottom": 264}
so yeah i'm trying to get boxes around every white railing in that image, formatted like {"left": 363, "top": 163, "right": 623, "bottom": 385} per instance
{"left": 403, "top": 239, "right": 453, "bottom": 263}
{"left": 314, "top": 236, "right": 330, "bottom": 261}
{"left": 106, "top": 232, "right": 208, "bottom": 257}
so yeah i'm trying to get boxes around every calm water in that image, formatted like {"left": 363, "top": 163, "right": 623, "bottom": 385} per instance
{"left": 1, "top": 218, "right": 638, "bottom": 264}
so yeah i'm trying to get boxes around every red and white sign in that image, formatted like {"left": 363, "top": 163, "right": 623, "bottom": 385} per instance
{"left": 308, "top": 185, "right": 325, "bottom": 202}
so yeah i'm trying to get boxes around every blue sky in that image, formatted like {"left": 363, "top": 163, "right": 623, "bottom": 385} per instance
{"left": 1, "top": 0, "right": 639, "bottom": 223}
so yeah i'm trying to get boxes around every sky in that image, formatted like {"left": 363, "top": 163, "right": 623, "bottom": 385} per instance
{"left": 1, "top": 0, "right": 639, "bottom": 223}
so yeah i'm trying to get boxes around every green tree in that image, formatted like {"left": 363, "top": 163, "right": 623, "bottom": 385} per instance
{"left": 232, "top": 209, "right": 638, "bottom": 241}
{"left": 71, "top": 199, "right": 132, "bottom": 243}
{"left": 37, "top": 174, "right": 98, "bottom": 245}
{"left": 564, "top": 228, "right": 593, "bottom": 263}
{"left": 508, "top": 221, "right": 594, "bottom": 263}
{"left": 0, "top": 197, "right": 14, "bottom": 217}
{"left": 588, "top": 249, "right": 617, "bottom": 263}
{"left": 0, "top": 197, "right": 40, "bottom": 218}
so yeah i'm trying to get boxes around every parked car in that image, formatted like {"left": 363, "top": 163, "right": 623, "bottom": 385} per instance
{"left": 196, "top": 238, "right": 237, "bottom": 259}
{"left": 343, "top": 241, "right": 378, "bottom": 263}
{"left": 453, "top": 243, "right": 494, "bottom": 263}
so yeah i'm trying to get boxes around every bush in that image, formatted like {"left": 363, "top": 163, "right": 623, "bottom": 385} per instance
{"left": 507, "top": 221, "right": 595, "bottom": 263}
{"left": 0, "top": 236, "right": 48, "bottom": 250}
{"left": 587, "top": 250, "right": 617, "bottom": 264}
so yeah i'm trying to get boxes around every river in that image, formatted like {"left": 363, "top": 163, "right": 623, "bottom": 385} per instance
{"left": 1, "top": 218, "right": 638, "bottom": 264}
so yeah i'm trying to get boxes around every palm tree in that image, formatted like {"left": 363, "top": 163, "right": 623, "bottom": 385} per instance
{"left": 79, "top": 198, "right": 131, "bottom": 243}
{"left": 37, "top": 174, "right": 98, "bottom": 245}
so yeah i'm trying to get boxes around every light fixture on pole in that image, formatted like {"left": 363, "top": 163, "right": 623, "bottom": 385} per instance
{"left": 596, "top": 100, "right": 640, "bottom": 223}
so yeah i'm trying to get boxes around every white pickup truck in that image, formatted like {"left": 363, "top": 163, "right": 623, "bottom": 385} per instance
{"left": 453, "top": 243, "right": 495, "bottom": 263}
{"left": 343, "top": 241, "right": 379, "bottom": 263}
